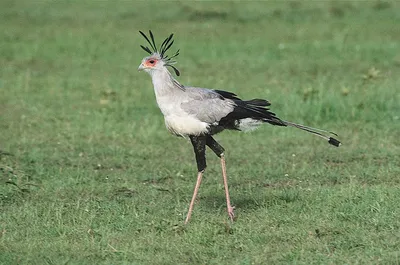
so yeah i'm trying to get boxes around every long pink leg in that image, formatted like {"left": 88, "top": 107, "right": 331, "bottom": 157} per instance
{"left": 184, "top": 171, "right": 204, "bottom": 224}
{"left": 221, "top": 154, "right": 235, "bottom": 221}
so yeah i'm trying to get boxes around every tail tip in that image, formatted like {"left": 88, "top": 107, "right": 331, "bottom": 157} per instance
{"left": 328, "top": 137, "right": 341, "bottom": 147}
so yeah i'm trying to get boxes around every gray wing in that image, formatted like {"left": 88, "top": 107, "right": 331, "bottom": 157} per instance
{"left": 180, "top": 87, "right": 235, "bottom": 124}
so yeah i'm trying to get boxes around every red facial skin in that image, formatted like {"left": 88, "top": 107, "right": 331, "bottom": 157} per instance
{"left": 143, "top": 58, "right": 158, "bottom": 68}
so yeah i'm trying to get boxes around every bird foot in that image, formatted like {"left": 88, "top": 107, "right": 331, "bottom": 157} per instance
{"left": 227, "top": 206, "right": 235, "bottom": 222}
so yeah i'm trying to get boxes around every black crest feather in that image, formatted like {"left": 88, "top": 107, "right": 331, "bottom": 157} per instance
{"left": 140, "top": 45, "right": 152, "bottom": 54}
{"left": 139, "top": 30, "right": 181, "bottom": 76}
{"left": 169, "top": 65, "right": 180, "bottom": 76}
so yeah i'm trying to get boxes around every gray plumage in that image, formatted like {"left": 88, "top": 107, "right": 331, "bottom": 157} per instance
{"left": 181, "top": 87, "right": 235, "bottom": 125}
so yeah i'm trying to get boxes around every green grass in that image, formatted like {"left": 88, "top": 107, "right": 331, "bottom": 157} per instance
{"left": 1, "top": 0, "right": 400, "bottom": 264}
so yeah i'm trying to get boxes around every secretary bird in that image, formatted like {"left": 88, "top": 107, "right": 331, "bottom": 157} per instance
{"left": 138, "top": 30, "right": 341, "bottom": 224}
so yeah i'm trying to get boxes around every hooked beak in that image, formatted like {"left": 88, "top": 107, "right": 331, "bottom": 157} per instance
{"left": 138, "top": 63, "right": 145, "bottom": 71}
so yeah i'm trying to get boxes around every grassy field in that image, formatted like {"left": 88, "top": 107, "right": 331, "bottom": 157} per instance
{"left": 1, "top": 1, "right": 400, "bottom": 264}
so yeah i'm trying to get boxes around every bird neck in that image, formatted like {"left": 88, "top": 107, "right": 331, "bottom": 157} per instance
{"left": 150, "top": 67, "right": 184, "bottom": 97}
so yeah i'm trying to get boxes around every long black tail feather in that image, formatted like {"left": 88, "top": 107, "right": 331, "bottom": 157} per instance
{"left": 214, "top": 90, "right": 341, "bottom": 147}
{"left": 236, "top": 98, "right": 341, "bottom": 147}
{"left": 282, "top": 121, "right": 341, "bottom": 147}
{"left": 234, "top": 102, "right": 341, "bottom": 147}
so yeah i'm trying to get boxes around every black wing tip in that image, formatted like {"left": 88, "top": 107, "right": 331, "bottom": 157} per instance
{"left": 246, "top": 99, "right": 271, "bottom": 107}
{"left": 328, "top": 137, "right": 341, "bottom": 147}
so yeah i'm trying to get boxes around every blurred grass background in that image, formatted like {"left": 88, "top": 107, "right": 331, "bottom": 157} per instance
{"left": 1, "top": 1, "right": 400, "bottom": 264}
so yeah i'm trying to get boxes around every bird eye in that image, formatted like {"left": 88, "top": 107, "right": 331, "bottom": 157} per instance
{"left": 149, "top": 60, "right": 155, "bottom": 64}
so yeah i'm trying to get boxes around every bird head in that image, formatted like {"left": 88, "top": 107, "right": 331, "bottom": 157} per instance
{"left": 138, "top": 30, "right": 180, "bottom": 76}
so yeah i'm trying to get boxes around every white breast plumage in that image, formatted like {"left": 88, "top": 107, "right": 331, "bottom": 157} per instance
{"left": 164, "top": 115, "right": 209, "bottom": 137}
